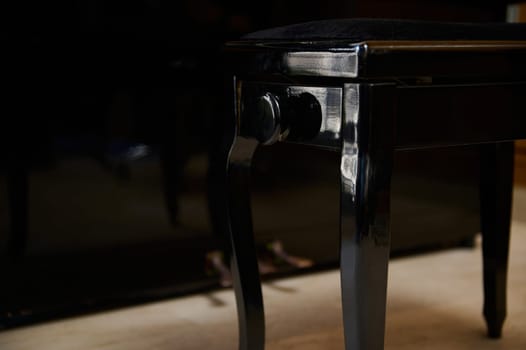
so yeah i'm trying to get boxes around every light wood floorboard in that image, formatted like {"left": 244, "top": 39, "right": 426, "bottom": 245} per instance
{"left": 1, "top": 189, "right": 526, "bottom": 350}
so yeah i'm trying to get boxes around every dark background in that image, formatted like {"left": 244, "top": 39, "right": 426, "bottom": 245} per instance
{"left": 0, "top": 0, "right": 515, "bottom": 328}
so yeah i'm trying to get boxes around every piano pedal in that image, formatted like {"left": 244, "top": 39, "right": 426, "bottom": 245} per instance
{"left": 205, "top": 250, "right": 233, "bottom": 287}
{"left": 205, "top": 241, "right": 314, "bottom": 286}
{"left": 257, "top": 259, "right": 278, "bottom": 275}
{"left": 264, "top": 240, "right": 314, "bottom": 269}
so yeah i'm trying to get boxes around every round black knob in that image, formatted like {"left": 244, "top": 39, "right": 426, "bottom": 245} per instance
{"left": 252, "top": 92, "right": 281, "bottom": 145}
{"left": 284, "top": 93, "right": 322, "bottom": 142}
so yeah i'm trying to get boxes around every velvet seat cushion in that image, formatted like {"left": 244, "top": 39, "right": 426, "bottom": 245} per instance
{"left": 243, "top": 19, "right": 526, "bottom": 42}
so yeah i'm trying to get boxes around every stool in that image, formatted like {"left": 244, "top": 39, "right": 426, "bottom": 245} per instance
{"left": 223, "top": 19, "right": 526, "bottom": 350}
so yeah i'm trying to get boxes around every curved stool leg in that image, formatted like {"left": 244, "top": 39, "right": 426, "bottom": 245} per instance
{"left": 480, "top": 142, "right": 514, "bottom": 338}
{"left": 340, "top": 84, "right": 395, "bottom": 350}
{"left": 227, "top": 136, "right": 265, "bottom": 350}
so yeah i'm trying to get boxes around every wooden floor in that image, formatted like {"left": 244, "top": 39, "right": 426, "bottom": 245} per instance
{"left": 1, "top": 189, "right": 526, "bottom": 350}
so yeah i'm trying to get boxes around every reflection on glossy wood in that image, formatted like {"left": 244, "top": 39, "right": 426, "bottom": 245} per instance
{"left": 340, "top": 84, "right": 395, "bottom": 350}
{"left": 227, "top": 136, "right": 265, "bottom": 348}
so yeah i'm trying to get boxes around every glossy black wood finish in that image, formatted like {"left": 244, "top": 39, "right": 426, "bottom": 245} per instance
{"left": 340, "top": 84, "right": 395, "bottom": 349}
{"left": 480, "top": 142, "right": 514, "bottom": 338}
{"left": 396, "top": 83, "right": 526, "bottom": 149}
{"left": 362, "top": 42, "right": 526, "bottom": 79}
{"left": 6, "top": 162, "right": 28, "bottom": 260}
{"left": 225, "top": 41, "right": 526, "bottom": 81}
{"left": 1, "top": 1, "right": 512, "bottom": 330}
{"left": 227, "top": 84, "right": 265, "bottom": 349}
{"left": 226, "top": 38, "right": 525, "bottom": 350}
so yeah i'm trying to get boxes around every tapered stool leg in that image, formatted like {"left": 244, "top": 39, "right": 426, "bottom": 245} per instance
{"left": 340, "top": 84, "right": 395, "bottom": 350}
{"left": 227, "top": 137, "right": 265, "bottom": 350}
{"left": 480, "top": 142, "right": 514, "bottom": 338}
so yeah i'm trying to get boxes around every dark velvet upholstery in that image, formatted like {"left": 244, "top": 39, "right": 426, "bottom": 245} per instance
{"left": 243, "top": 18, "right": 526, "bottom": 41}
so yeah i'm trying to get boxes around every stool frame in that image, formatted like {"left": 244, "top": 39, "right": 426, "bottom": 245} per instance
{"left": 224, "top": 40, "right": 526, "bottom": 350}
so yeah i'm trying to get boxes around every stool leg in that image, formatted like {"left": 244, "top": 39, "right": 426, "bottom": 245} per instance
{"left": 340, "top": 84, "right": 395, "bottom": 350}
{"left": 480, "top": 142, "right": 514, "bottom": 338}
{"left": 227, "top": 137, "right": 265, "bottom": 350}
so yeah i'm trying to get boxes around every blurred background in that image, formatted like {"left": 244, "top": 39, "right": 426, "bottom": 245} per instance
{"left": 0, "top": 0, "right": 524, "bottom": 329}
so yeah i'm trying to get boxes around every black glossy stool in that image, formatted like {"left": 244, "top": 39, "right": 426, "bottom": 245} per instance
{"left": 223, "top": 19, "right": 526, "bottom": 350}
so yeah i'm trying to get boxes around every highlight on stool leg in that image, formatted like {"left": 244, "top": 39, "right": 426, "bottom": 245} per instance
{"left": 226, "top": 126, "right": 265, "bottom": 348}
{"left": 339, "top": 83, "right": 395, "bottom": 350}
{"left": 479, "top": 142, "right": 514, "bottom": 338}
